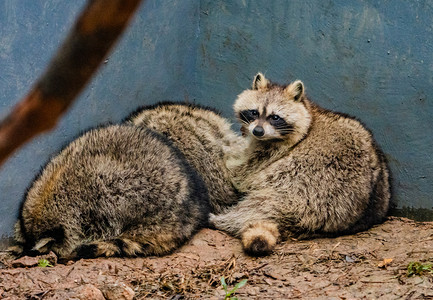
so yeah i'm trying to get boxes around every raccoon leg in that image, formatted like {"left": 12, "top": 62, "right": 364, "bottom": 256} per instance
{"left": 241, "top": 220, "right": 279, "bottom": 256}
{"left": 73, "top": 223, "right": 190, "bottom": 259}
{"left": 210, "top": 190, "right": 280, "bottom": 256}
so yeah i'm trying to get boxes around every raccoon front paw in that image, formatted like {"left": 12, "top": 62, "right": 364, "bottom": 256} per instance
{"left": 241, "top": 221, "right": 280, "bottom": 257}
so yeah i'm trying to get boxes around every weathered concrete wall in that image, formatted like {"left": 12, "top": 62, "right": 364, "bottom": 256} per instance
{"left": 194, "top": 0, "right": 433, "bottom": 218}
{"left": 0, "top": 0, "right": 432, "bottom": 241}
{"left": 0, "top": 0, "right": 201, "bottom": 241}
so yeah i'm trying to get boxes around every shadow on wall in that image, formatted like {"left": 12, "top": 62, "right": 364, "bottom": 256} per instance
{"left": 391, "top": 207, "right": 433, "bottom": 222}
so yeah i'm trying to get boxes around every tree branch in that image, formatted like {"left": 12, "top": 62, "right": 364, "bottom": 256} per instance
{"left": 0, "top": 0, "right": 144, "bottom": 166}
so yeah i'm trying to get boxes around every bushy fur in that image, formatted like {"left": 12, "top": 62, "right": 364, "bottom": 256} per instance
{"left": 211, "top": 73, "right": 391, "bottom": 256}
{"left": 14, "top": 125, "right": 210, "bottom": 259}
{"left": 127, "top": 102, "right": 242, "bottom": 213}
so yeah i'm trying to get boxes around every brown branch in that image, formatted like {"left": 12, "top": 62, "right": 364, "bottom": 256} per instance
{"left": 0, "top": 0, "right": 144, "bottom": 166}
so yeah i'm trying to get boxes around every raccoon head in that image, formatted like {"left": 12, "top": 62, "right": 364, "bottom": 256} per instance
{"left": 234, "top": 73, "right": 312, "bottom": 146}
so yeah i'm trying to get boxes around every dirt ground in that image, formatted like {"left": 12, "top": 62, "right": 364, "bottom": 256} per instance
{"left": 1, "top": 217, "right": 433, "bottom": 299}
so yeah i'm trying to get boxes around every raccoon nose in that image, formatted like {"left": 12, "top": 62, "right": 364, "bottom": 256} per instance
{"left": 252, "top": 126, "right": 265, "bottom": 137}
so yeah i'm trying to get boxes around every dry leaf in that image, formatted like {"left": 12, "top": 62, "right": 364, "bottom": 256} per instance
{"left": 378, "top": 258, "right": 393, "bottom": 268}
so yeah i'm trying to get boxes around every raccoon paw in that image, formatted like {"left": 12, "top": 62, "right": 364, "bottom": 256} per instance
{"left": 241, "top": 221, "right": 279, "bottom": 257}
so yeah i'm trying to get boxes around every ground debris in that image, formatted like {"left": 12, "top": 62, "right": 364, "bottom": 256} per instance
{"left": 377, "top": 258, "right": 394, "bottom": 268}
{"left": 1, "top": 217, "right": 433, "bottom": 299}
{"left": 10, "top": 251, "right": 57, "bottom": 268}
{"left": 100, "top": 281, "right": 135, "bottom": 300}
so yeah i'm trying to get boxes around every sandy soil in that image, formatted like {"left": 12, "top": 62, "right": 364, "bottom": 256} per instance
{"left": 1, "top": 217, "right": 433, "bottom": 299}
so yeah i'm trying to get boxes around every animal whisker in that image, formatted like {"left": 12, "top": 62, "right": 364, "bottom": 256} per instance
{"left": 239, "top": 111, "right": 252, "bottom": 125}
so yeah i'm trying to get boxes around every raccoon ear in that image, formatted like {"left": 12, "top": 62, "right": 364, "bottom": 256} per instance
{"left": 285, "top": 80, "right": 304, "bottom": 101}
{"left": 252, "top": 72, "right": 269, "bottom": 91}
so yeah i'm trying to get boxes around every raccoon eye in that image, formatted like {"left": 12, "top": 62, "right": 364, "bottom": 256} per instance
{"left": 271, "top": 115, "right": 280, "bottom": 121}
{"left": 239, "top": 109, "right": 259, "bottom": 123}
{"left": 250, "top": 110, "right": 259, "bottom": 116}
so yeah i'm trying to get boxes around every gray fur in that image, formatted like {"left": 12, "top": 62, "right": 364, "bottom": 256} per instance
{"left": 211, "top": 74, "right": 391, "bottom": 256}
{"left": 127, "top": 102, "right": 242, "bottom": 213}
{"left": 14, "top": 124, "right": 210, "bottom": 259}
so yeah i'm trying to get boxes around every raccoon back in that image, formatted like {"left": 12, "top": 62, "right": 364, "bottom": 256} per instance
{"left": 16, "top": 125, "right": 210, "bottom": 258}
{"left": 128, "top": 102, "right": 242, "bottom": 213}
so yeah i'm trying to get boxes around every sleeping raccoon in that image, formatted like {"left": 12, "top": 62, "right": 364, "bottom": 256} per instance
{"left": 211, "top": 73, "right": 391, "bottom": 256}
{"left": 14, "top": 124, "right": 210, "bottom": 259}
{"left": 127, "top": 102, "right": 243, "bottom": 213}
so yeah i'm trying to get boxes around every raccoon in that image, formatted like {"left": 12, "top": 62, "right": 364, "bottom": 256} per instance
{"left": 127, "top": 102, "right": 243, "bottom": 213}
{"left": 14, "top": 124, "right": 210, "bottom": 259}
{"left": 211, "top": 73, "right": 391, "bottom": 256}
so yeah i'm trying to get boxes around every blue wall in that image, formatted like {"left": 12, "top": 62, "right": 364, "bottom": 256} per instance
{"left": 194, "top": 0, "right": 433, "bottom": 213}
{"left": 0, "top": 0, "right": 203, "bottom": 241}
{"left": 1, "top": 0, "right": 432, "bottom": 241}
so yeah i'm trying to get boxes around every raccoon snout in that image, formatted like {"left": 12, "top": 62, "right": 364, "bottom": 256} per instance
{"left": 252, "top": 126, "right": 265, "bottom": 137}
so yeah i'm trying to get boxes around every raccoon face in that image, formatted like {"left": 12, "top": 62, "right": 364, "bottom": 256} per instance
{"left": 234, "top": 73, "right": 312, "bottom": 144}
{"left": 237, "top": 108, "right": 292, "bottom": 140}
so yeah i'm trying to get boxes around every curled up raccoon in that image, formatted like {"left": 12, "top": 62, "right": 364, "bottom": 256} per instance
{"left": 126, "top": 102, "right": 242, "bottom": 213}
{"left": 211, "top": 73, "right": 391, "bottom": 256}
{"left": 13, "top": 125, "right": 210, "bottom": 259}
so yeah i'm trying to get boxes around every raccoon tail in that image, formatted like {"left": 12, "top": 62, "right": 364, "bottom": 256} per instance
{"left": 74, "top": 238, "right": 144, "bottom": 258}
{"left": 73, "top": 230, "right": 184, "bottom": 259}
{"left": 241, "top": 220, "right": 280, "bottom": 256}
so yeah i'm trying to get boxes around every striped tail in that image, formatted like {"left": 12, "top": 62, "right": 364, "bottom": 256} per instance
{"left": 73, "top": 234, "right": 182, "bottom": 259}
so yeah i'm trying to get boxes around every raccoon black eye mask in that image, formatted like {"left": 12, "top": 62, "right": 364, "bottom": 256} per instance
{"left": 239, "top": 109, "right": 259, "bottom": 123}
{"left": 239, "top": 105, "right": 295, "bottom": 140}
{"left": 212, "top": 73, "right": 391, "bottom": 257}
